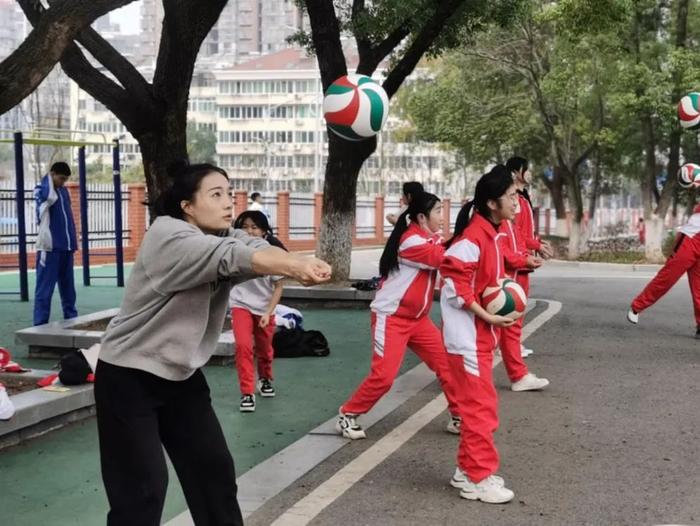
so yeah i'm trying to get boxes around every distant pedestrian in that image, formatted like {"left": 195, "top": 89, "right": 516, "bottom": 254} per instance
{"left": 637, "top": 217, "right": 646, "bottom": 245}
{"left": 386, "top": 181, "right": 424, "bottom": 226}
{"left": 33, "top": 161, "right": 78, "bottom": 326}
{"left": 248, "top": 191, "right": 271, "bottom": 222}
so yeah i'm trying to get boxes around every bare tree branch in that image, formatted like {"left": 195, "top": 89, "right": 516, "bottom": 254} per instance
{"left": 75, "top": 27, "right": 153, "bottom": 106}
{"left": 382, "top": 0, "right": 468, "bottom": 98}
{"left": 357, "top": 20, "right": 411, "bottom": 75}
{"left": 0, "top": 0, "right": 136, "bottom": 114}
{"left": 305, "top": 0, "right": 348, "bottom": 91}
{"left": 351, "top": 0, "right": 373, "bottom": 65}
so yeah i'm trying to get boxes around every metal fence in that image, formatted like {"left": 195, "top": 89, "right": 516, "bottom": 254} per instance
{"left": 289, "top": 195, "right": 314, "bottom": 240}
{"left": 355, "top": 197, "right": 375, "bottom": 239}
{"left": 0, "top": 182, "right": 130, "bottom": 255}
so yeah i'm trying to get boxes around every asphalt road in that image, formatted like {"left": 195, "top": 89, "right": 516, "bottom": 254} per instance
{"left": 245, "top": 255, "right": 700, "bottom": 526}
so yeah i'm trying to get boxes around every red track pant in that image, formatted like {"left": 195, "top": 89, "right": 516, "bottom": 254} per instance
{"left": 341, "top": 313, "right": 460, "bottom": 416}
{"left": 231, "top": 308, "right": 275, "bottom": 395}
{"left": 447, "top": 342, "right": 500, "bottom": 483}
{"left": 499, "top": 272, "right": 530, "bottom": 382}
{"left": 631, "top": 236, "right": 700, "bottom": 326}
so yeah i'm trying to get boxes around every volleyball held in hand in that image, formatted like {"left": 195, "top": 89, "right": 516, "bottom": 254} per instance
{"left": 678, "top": 163, "right": 700, "bottom": 189}
{"left": 323, "top": 74, "right": 389, "bottom": 141}
{"left": 482, "top": 278, "right": 527, "bottom": 320}
{"left": 678, "top": 92, "right": 700, "bottom": 130}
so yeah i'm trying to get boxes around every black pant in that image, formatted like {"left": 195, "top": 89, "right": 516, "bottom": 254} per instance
{"left": 95, "top": 360, "right": 243, "bottom": 526}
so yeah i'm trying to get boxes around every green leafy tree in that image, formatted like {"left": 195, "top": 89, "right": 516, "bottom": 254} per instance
{"left": 405, "top": 0, "right": 629, "bottom": 257}
{"left": 186, "top": 123, "right": 217, "bottom": 164}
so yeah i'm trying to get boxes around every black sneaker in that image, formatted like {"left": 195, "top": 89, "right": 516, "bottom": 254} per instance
{"left": 696, "top": 327, "right": 700, "bottom": 340}
{"left": 257, "top": 378, "right": 275, "bottom": 398}
{"left": 240, "top": 394, "right": 255, "bottom": 412}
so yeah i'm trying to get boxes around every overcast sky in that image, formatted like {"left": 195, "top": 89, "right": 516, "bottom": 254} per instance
{"left": 109, "top": 1, "right": 141, "bottom": 35}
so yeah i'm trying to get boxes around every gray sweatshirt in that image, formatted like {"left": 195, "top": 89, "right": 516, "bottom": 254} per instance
{"left": 99, "top": 216, "right": 270, "bottom": 380}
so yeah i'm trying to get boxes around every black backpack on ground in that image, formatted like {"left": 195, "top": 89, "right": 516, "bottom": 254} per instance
{"left": 58, "top": 350, "right": 92, "bottom": 385}
{"left": 351, "top": 276, "right": 381, "bottom": 291}
{"left": 273, "top": 328, "right": 330, "bottom": 358}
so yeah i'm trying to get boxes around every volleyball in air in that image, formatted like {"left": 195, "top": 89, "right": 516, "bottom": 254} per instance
{"left": 482, "top": 278, "right": 527, "bottom": 320}
{"left": 678, "top": 92, "right": 700, "bottom": 130}
{"left": 323, "top": 74, "right": 389, "bottom": 141}
{"left": 678, "top": 163, "right": 700, "bottom": 189}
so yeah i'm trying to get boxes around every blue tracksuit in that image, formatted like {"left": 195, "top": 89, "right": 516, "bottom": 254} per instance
{"left": 33, "top": 174, "right": 78, "bottom": 325}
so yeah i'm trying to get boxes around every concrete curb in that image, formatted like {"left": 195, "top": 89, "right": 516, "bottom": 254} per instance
{"left": 0, "top": 369, "right": 95, "bottom": 450}
{"left": 546, "top": 259, "right": 662, "bottom": 272}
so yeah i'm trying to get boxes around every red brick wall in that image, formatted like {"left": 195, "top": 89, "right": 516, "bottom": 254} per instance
{"left": 276, "top": 192, "right": 290, "bottom": 243}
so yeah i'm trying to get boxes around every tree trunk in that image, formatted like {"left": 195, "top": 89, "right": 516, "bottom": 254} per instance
{"left": 563, "top": 165, "right": 585, "bottom": 259}
{"left": 567, "top": 220, "right": 589, "bottom": 260}
{"left": 317, "top": 134, "right": 376, "bottom": 281}
{"left": 136, "top": 121, "right": 188, "bottom": 212}
{"left": 644, "top": 214, "right": 665, "bottom": 262}
{"left": 542, "top": 165, "right": 567, "bottom": 236}
{"left": 588, "top": 155, "right": 602, "bottom": 222}
{"left": 2, "top": 0, "right": 135, "bottom": 114}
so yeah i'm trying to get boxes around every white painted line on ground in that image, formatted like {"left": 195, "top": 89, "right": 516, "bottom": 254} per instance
{"left": 269, "top": 395, "right": 448, "bottom": 526}
{"left": 267, "top": 299, "right": 562, "bottom": 526}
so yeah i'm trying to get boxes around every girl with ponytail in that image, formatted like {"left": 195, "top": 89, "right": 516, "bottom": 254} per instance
{"left": 440, "top": 165, "right": 522, "bottom": 505}
{"left": 336, "top": 192, "right": 461, "bottom": 440}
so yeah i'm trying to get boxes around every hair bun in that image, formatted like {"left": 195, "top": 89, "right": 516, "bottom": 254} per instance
{"left": 166, "top": 158, "right": 191, "bottom": 180}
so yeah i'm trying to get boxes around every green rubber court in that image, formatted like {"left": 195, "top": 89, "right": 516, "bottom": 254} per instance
{"left": 0, "top": 265, "right": 421, "bottom": 525}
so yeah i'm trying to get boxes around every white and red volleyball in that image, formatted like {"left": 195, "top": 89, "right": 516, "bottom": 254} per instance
{"left": 322, "top": 74, "right": 389, "bottom": 141}
{"left": 482, "top": 278, "right": 527, "bottom": 320}
{"left": 678, "top": 92, "right": 700, "bottom": 130}
{"left": 678, "top": 162, "right": 700, "bottom": 189}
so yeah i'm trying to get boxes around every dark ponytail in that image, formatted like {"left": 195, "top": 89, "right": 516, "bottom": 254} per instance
{"left": 379, "top": 191, "right": 440, "bottom": 278}
{"left": 445, "top": 164, "right": 514, "bottom": 248}
{"left": 445, "top": 200, "right": 475, "bottom": 249}
{"left": 506, "top": 156, "right": 528, "bottom": 175}
{"left": 152, "top": 159, "right": 228, "bottom": 219}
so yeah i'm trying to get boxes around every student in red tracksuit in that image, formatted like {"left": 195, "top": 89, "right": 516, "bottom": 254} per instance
{"left": 506, "top": 157, "right": 554, "bottom": 358}
{"left": 440, "top": 165, "right": 521, "bottom": 504}
{"left": 628, "top": 203, "right": 700, "bottom": 339}
{"left": 230, "top": 211, "right": 286, "bottom": 413}
{"left": 497, "top": 218, "right": 550, "bottom": 391}
{"left": 336, "top": 192, "right": 462, "bottom": 440}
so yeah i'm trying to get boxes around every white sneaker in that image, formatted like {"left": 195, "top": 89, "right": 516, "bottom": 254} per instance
{"left": 335, "top": 410, "right": 366, "bottom": 440}
{"left": 0, "top": 385, "right": 15, "bottom": 420}
{"left": 459, "top": 474, "right": 514, "bottom": 504}
{"left": 521, "top": 346, "right": 534, "bottom": 358}
{"left": 511, "top": 373, "right": 549, "bottom": 392}
{"left": 451, "top": 467, "right": 504, "bottom": 489}
{"left": 627, "top": 309, "right": 639, "bottom": 324}
{"left": 446, "top": 415, "right": 461, "bottom": 435}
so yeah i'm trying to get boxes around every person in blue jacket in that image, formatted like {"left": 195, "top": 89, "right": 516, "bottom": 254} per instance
{"left": 33, "top": 162, "right": 78, "bottom": 325}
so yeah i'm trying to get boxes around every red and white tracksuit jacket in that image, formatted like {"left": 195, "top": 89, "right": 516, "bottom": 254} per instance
{"left": 632, "top": 205, "right": 700, "bottom": 326}
{"left": 440, "top": 213, "right": 506, "bottom": 483}
{"left": 341, "top": 223, "right": 459, "bottom": 417}
{"left": 497, "top": 220, "right": 531, "bottom": 382}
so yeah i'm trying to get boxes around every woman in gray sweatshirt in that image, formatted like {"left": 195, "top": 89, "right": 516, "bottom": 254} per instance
{"left": 95, "top": 161, "right": 331, "bottom": 526}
